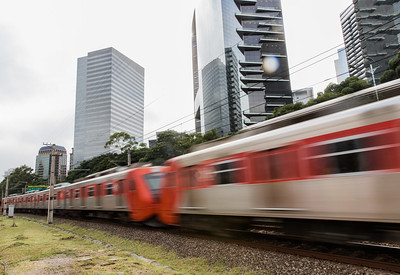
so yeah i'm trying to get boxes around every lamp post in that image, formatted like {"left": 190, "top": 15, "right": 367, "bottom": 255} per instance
{"left": 368, "top": 63, "right": 380, "bottom": 101}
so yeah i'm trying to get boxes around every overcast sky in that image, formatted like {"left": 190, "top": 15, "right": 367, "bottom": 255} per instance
{"left": 0, "top": 0, "right": 351, "bottom": 181}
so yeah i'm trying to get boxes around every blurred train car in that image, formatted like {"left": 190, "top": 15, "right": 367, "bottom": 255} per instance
{"left": 2, "top": 166, "right": 167, "bottom": 224}
{"left": 158, "top": 96, "right": 400, "bottom": 243}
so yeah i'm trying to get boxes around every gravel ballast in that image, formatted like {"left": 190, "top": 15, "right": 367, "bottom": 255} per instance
{"left": 44, "top": 216, "right": 396, "bottom": 275}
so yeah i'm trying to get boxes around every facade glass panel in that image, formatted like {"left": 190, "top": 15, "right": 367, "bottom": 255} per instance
{"left": 73, "top": 47, "right": 144, "bottom": 166}
{"left": 193, "top": 0, "right": 244, "bottom": 136}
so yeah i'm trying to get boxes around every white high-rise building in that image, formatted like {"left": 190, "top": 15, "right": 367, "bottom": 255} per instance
{"left": 73, "top": 47, "right": 144, "bottom": 166}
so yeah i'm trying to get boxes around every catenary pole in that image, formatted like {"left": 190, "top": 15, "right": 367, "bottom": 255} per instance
{"left": 2, "top": 177, "right": 8, "bottom": 216}
{"left": 47, "top": 144, "right": 56, "bottom": 224}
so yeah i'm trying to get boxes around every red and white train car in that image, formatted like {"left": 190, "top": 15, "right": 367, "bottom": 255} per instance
{"left": 158, "top": 96, "right": 400, "bottom": 242}
{"left": 2, "top": 166, "right": 167, "bottom": 224}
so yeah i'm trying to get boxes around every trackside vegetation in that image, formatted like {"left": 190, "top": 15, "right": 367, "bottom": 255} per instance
{"left": 0, "top": 215, "right": 261, "bottom": 274}
{"left": 266, "top": 76, "right": 372, "bottom": 120}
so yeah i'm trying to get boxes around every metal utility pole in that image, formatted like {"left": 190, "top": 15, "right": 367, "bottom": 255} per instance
{"left": 128, "top": 148, "right": 131, "bottom": 166}
{"left": 47, "top": 144, "right": 56, "bottom": 224}
{"left": 2, "top": 177, "right": 9, "bottom": 216}
{"left": 369, "top": 63, "right": 379, "bottom": 101}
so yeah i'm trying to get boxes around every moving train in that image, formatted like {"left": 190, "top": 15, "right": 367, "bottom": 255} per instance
{"left": 1, "top": 165, "right": 167, "bottom": 224}
{"left": 158, "top": 95, "right": 400, "bottom": 243}
{"left": 3, "top": 81, "right": 400, "bottom": 243}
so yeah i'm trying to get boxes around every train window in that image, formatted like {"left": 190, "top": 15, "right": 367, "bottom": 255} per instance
{"left": 106, "top": 183, "right": 113, "bottom": 196}
{"left": 75, "top": 189, "right": 80, "bottom": 199}
{"left": 212, "top": 159, "right": 245, "bottom": 185}
{"left": 143, "top": 173, "right": 165, "bottom": 196}
{"left": 253, "top": 149, "right": 299, "bottom": 181}
{"left": 308, "top": 129, "right": 399, "bottom": 175}
{"left": 88, "top": 187, "right": 94, "bottom": 197}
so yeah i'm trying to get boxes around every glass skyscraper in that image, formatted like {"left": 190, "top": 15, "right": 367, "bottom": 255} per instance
{"left": 340, "top": 0, "right": 400, "bottom": 82}
{"left": 192, "top": 0, "right": 244, "bottom": 136}
{"left": 193, "top": 0, "right": 293, "bottom": 132}
{"left": 73, "top": 47, "right": 144, "bottom": 166}
{"left": 35, "top": 145, "right": 67, "bottom": 181}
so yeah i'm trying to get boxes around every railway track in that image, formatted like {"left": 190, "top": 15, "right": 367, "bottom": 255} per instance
{"left": 18, "top": 214, "right": 400, "bottom": 273}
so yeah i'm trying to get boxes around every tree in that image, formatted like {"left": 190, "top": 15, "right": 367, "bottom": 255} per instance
{"left": 104, "top": 132, "right": 138, "bottom": 165}
{"left": 0, "top": 165, "right": 44, "bottom": 195}
{"left": 265, "top": 76, "right": 371, "bottom": 120}
{"left": 380, "top": 70, "right": 396, "bottom": 83}
{"left": 380, "top": 50, "right": 400, "bottom": 83}
{"left": 141, "top": 129, "right": 220, "bottom": 165}
{"left": 67, "top": 130, "right": 219, "bottom": 182}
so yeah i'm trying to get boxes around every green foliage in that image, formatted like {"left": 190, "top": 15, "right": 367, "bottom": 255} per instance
{"left": 388, "top": 54, "right": 400, "bottom": 70}
{"left": 380, "top": 70, "right": 397, "bottom": 83}
{"left": 324, "top": 83, "right": 342, "bottom": 94}
{"left": 267, "top": 102, "right": 304, "bottom": 119}
{"left": 0, "top": 165, "right": 44, "bottom": 195}
{"left": 104, "top": 132, "right": 138, "bottom": 153}
{"left": 380, "top": 50, "right": 400, "bottom": 83}
{"left": 140, "top": 129, "right": 219, "bottom": 165}
{"left": 66, "top": 129, "right": 220, "bottom": 182}
{"left": 341, "top": 87, "right": 354, "bottom": 95}
{"left": 266, "top": 76, "right": 371, "bottom": 120}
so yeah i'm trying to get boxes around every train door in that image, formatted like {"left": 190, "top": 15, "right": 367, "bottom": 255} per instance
{"left": 116, "top": 180, "right": 124, "bottom": 207}
{"left": 64, "top": 190, "right": 68, "bottom": 209}
{"left": 69, "top": 189, "right": 73, "bottom": 208}
{"left": 180, "top": 168, "right": 197, "bottom": 207}
{"left": 96, "top": 184, "right": 102, "bottom": 207}
{"left": 56, "top": 192, "right": 60, "bottom": 208}
{"left": 81, "top": 187, "right": 85, "bottom": 207}
{"left": 159, "top": 171, "right": 179, "bottom": 225}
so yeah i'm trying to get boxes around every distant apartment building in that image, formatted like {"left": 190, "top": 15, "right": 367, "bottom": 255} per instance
{"left": 292, "top": 87, "right": 314, "bottom": 104}
{"left": 192, "top": 0, "right": 244, "bottom": 136}
{"left": 35, "top": 145, "right": 68, "bottom": 181}
{"left": 334, "top": 47, "right": 350, "bottom": 83}
{"left": 340, "top": 0, "right": 400, "bottom": 83}
{"left": 235, "top": 0, "right": 293, "bottom": 125}
{"left": 73, "top": 47, "right": 144, "bottom": 166}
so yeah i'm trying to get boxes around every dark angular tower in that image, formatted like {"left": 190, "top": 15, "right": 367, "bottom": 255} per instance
{"left": 235, "top": 0, "right": 293, "bottom": 125}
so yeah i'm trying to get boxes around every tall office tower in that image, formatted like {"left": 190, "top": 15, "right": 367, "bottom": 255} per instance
{"left": 340, "top": 0, "right": 400, "bottom": 82}
{"left": 235, "top": 0, "right": 292, "bottom": 125}
{"left": 334, "top": 47, "right": 350, "bottom": 83}
{"left": 35, "top": 145, "right": 68, "bottom": 181}
{"left": 74, "top": 47, "right": 144, "bottom": 166}
{"left": 192, "top": 0, "right": 244, "bottom": 136}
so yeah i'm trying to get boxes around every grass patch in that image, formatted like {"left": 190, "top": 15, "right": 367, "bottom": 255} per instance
{"left": 0, "top": 216, "right": 175, "bottom": 274}
{"left": 5, "top": 215, "right": 267, "bottom": 274}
